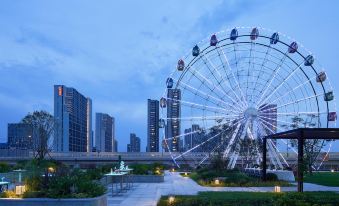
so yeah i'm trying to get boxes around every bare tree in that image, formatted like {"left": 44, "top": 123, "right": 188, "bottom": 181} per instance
{"left": 21, "top": 110, "right": 55, "bottom": 161}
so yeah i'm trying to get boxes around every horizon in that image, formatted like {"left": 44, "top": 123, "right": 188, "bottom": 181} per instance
{"left": 0, "top": 0, "right": 339, "bottom": 152}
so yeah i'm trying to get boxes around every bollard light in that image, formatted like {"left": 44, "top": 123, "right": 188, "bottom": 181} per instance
{"left": 48, "top": 167, "right": 55, "bottom": 173}
{"left": 15, "top": 185, "right": 26, "bottom": 195}
{"left": 330, "top": 169, "right": 335, "bottom": 173}
{"left": 184, "top": 172, "right": 187, "bottom": 176}
{"left": 274, "top": 186, "right": 281, "bottom": 192}
{"left": 168, "top": 196, "right": 175, "bottom": 203}
{"left": 214, "top": 179, "right": 220, "bottom": 185}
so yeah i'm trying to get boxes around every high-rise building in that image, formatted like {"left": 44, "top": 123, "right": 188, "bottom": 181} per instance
{"left": 259, "top": 104, "right": 277, "bottom": 134}
{"left": 184, "top": 128, "right": 192, "bottom": 151}
{"left": 127, "top": 133, "right": 140, "bottom": 152}
{"left": 54, "top": 85, "right": 92, "bottom": 152}
{"left": 113, "top": 139, "right": 118, "bottom": 152}
{"left": 95, "top": 113, "right": 114, "bottom": 152}
{"left": 8, "top": 123, "right": 34, "bottom": 150}
{"left": 166, "top": 89, "right": 181, "bottom": 152}
{"left": 147, "top": 99, "right": 159, "bottom": 152}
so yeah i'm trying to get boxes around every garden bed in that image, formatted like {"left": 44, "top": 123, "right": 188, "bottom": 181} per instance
{"left": 182, "top": 169, "right": 293, "bottom": 187}
{"left": 157, "top": 191, "right": 339, "bottom": 206}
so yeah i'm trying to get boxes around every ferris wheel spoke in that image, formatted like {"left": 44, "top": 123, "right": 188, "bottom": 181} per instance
{"left": 223, "top": 122, "right": 242, "bottom": 159}
{"left": 259, "top": 93, "right": 323, "bottom": 114}
{"left": 268, "top": 75, "right": 317, "bottom": 105}
{"left": 256, "top": 61, "right": 305, "bottom": 108}
{"left": 176, "top": 78, "right": 242, "bottom": 113}
{"left": 261, "top": 111, "right": 326, "bottom": 116}
{"left": 246, "top": 42, "right": 255, "bottom": 105}
{"left": 175, "top": 117, "right": 244, "bottom": 160}
{"left": 164, "top": 117, "right": 242, "bottom": 141}
{"left": 187, "top": 67, "right": 244, "bottom": 112}
{"left": 200, "top": 54, "right": 247, "bottom": 110}
{"left": 173, "top": 131, "right": 223, "bottom": 160}
{"left": 164, "top": 115, "right": 239, "bottom": 121}
{"left": 219, "top": 45, "right": 248, "bottom": 106}
{"left": 252, "top": 46, "right": 272, "bottom": 103}
{"left": 255, "top": 54, "right": 288, "bottom": 107}
{"left": 215, "top": 46, "right": 247, "bottom": 108}
{"left": 258, "top": 114, "right": 298, "bottom": 129}
{"left": 257, "top": 120, "right": 286, "bottom": 169}
{"left": 165, "top": 97, "right": 230, "bottom": 114}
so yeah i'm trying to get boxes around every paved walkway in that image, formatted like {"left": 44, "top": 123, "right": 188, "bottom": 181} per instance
{"left": 107, "top": 171, "right": 339, "bottom": 206}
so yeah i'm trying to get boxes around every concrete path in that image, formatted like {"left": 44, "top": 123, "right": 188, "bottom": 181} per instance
{"left": 107, "top": 171, "right": 339, "bottom": 206}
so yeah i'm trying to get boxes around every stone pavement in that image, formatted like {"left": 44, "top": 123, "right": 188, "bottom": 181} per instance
{"left": 107, "top": 171, "right": 339, "bottom": 206}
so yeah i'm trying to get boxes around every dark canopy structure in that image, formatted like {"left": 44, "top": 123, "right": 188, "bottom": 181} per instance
{"left": 262, "top": 128, "right": 339, "bottom": 192}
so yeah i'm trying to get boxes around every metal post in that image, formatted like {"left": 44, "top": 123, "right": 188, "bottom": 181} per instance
{"left": 262, "top": 137, "right": 267, "bottom": 181}
{"left": 297, "top": 132, "right": 304, "bottom": 192}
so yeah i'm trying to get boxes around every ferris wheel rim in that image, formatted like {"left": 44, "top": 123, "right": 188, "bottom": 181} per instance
{"left": 160, "top": 27, "right": 336, "bottom": 169}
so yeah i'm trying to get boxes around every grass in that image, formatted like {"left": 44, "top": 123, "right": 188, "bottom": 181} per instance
{"left": 304, "top": 172, "right": 339, "bottom": 187}
{"left": 158, "top": 191, "right": 339, "bottom": 206}
{"left": 186, "top": 171, "right": 293, "bottom": 187}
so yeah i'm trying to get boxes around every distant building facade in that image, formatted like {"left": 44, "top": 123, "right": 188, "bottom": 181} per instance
{"left": 147, "top": 99, "right": 159, "bottom": 152}
{"left": 113, "top": 139, "right": 118, "bottom": 152}
{"left": 95, "top": 113, "right": 114, "bottom": 152}
{"left": 8, "top": 123, "right": 34, "bottom": 150}
{"left": 127, "top": 133, "right": 140, "bottom": 152}
{"left": 166, "top": 89, "right": 181, "bottom": 152}
{"left": 259, "top": 104, "right": 277, "bottom": 134}
{"left": 54, "top": 85, "right": 92, "bottom": 152}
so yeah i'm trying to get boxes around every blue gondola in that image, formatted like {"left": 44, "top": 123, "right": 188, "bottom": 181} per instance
{"left": 270, "top": 32, "right": 279, "bottom": 44}
{"left": 210, "top": 34, "right": 218, "bottom": 46}
{"left": 230, "top": 28, "right": 238, "bottom": 41}
{"left": 159, "top": 119, "right": 165, "bottom": 128}
{"left": 177, "top": 59, "right": 185, "bottom": 71}
{"left": 288, "top": 42, "right": 298, "bottom": 53}
{"left": 160, "top": 97, "right": 167, "bottom": 108}
{"left": 166, "top": 77, "right": 173, "bottom": 88}
{"left": 250, "top": 27, "right": 259, "bottom": 40}
{"left": 324, "top": 91, "right": 334, "bottom": 101}
{"left": 192, "top": 45, "right": 200, "bottom": 56}
{"left": 304, "top": 55, "right": 314, "bottom": 66}
{"left": 316, "top": 71, "right": 326, "bottom": 83}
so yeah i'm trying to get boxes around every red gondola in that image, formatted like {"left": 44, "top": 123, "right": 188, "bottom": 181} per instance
{"left": 250, "top": 27, "right": 259, "bottom": 40}
{"left": 177, "top": 59, "right": 185, "bottom": 71}
{"left": 328, "top": 112, "right": 337, "bottom": 121}
{"left": 316, "top": 71, "right": 327, "bottom": 83}
{"left": 288, "top": 42, "right": 298, "bottom": 53}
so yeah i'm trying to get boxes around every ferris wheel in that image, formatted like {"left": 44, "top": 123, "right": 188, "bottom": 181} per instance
{"left": 160, "top": 27, "right": 337, "bottom": 170}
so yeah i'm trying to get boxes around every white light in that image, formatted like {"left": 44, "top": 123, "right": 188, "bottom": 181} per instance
{"left": 274, "top": 186, "right": 281, "bottom": 192}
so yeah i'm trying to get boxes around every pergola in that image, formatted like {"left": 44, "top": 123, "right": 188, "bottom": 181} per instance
{"left": 262, "top": 128, "right": 339, "bottom": 192}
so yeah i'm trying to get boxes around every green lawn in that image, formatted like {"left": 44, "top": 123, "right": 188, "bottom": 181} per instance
{"left": 304, "top": 172, "right": 339, "bottom": 187}
{"left": 158, "top": 191, "right": 339, "bottom": 206}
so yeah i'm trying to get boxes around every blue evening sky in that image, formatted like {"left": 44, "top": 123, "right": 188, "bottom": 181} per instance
{"left": 0, "top": 0, "right": 338, "bottom": 151}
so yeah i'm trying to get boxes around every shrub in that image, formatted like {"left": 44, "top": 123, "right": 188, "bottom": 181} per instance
{"left": 266, "top": 173, "right": 278, "bottom": 181}
{"left": 0, "top": 162, "right": 11, "bottom": 173}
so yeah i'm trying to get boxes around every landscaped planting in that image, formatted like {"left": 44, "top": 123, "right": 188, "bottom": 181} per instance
{"left": 184, "top": 168, "right": 292, "bottom": 187}
{"left": 158, "top": 191, "right": 339, "bottom": 206}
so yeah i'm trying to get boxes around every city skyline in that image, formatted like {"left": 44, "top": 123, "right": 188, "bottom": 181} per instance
{"left": 0, "top": 0, "right": 339, "bottom": 151}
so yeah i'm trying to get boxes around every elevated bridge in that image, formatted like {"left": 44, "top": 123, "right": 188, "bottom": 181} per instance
{"left": 0, "top": 150, "right": 338, "bottom": 169}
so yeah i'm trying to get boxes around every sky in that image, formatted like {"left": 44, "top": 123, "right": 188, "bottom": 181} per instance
{"left": 0, "top": 0, "right": 338, "bottom": 152}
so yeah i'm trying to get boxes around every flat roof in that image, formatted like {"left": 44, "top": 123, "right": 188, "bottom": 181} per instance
{"left": 265, "top": 128, "right": 339, "bottom": 139}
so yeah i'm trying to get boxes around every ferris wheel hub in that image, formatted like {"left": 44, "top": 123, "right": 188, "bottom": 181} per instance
{"left": 244, "top": 107, "right": 258, "bottom": 119}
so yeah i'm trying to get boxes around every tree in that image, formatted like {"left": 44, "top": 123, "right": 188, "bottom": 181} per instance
{"left": 21, "top": 110, "right": 55, "bottom": 161}
{"left": 286, "top": 115, "right": 324, "bottom": 174}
